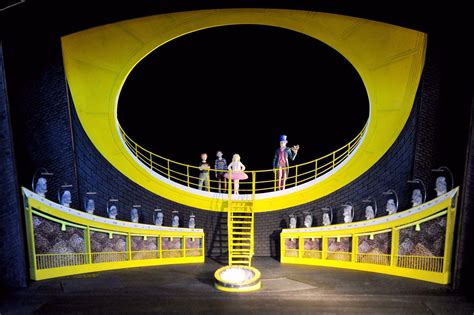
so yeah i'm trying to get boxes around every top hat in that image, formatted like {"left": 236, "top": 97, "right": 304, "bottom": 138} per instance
{"left": 279, "top": 135, "right": 287, "bottom": 142}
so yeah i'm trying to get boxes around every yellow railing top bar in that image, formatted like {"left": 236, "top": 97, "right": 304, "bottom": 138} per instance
{"left": 119, "top": 122, "right": 367, "bottom": 174}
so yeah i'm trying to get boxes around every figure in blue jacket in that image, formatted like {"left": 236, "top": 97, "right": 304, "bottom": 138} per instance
{"left": 273, "top": 135, "right": 299, "bottom": 190}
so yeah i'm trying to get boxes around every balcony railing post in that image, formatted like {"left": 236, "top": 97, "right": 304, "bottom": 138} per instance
{"left": 252, "top": 172, "right": 256, "bottom": 200}
{"left": 315, "top": 160, "right": 318, "bottom": 179}
{"left": 150, "top": 153, "right": 153, "bottom": 170}
{"left": 274, "top": 170, "right": 277, "bottom": 191}
{"left": 85, "top": 226, "right": 92, "bottom": 264}
{"left": 127, "top": 233, "right": 132, "bottom": 261}
{"left": 167, "top": 160, "right": 170, "bottom": 179}
{"left": 332, "top": 152, "right": 336, "bottom": 169}
{"left": 186, "top": 166, "right": 190, "bottom": 188}
{"left": 295, "top": 165, "right": 298, "bottom": 187}
{"left": 228, "top": 170, "right": 233, "bottom": 198}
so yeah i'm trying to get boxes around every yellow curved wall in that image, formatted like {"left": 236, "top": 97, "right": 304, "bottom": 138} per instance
{"left": 62, "top": 9, "right": 426, "bottom": 212}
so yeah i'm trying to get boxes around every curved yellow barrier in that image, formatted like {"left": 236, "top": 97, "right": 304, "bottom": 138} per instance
{"left": 281, "top": 188, "right": 459, "bottom": 284}
{"left": 22, "top": 188, "right": 205, "bottom": 280}
{"left": 62, "top": 9, "right": 426, "bottom": 212}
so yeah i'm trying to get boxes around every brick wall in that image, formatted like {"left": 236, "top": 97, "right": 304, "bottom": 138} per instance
{"left": 412, "top": 43, "right": 442, "bottom": 199}
{"left": 0, "top": 42, "right": 27, "bottom": 288}
{"left": 5, "top": 36, "right": 79, "bottom": 208}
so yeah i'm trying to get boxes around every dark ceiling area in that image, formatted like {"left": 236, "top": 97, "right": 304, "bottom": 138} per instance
{"left": 0, "top": 0, "right": 452, "bottom": 38}
{"left": 117, "top": 24, "right": 369, "bottom": 170}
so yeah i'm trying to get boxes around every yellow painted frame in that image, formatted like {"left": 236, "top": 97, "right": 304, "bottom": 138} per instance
{"left": 62, "top": 9, "right": 426, "bottom": 212}
{"left": 280, "top": 188, "right": 459, "bottom": 284}
{"left": 22, "top": 188, "right": 205, "bottom": 280}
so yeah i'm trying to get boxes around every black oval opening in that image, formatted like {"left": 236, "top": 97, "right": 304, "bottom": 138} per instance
{"left": 118, "top": 25, "right": 369, "bottom": 171}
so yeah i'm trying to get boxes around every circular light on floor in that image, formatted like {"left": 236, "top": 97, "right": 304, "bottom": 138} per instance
{"left": 214, "top": 265, "right": 261, "bottom": 292}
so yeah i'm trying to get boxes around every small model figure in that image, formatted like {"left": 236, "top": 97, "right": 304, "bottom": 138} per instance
{"left": 303, "top": 213, "right": 313, "bottom": 228}
{"left": 273, "top": 135, "right": 299, "bottom": 190}
{"left": 411, "top": 189, "right": 423, "bottom": 207}
{"left": 85, "top": 199, "right": 95, "bottom": 214}
{"left": 108, "top": 205, "right": 118, "bottom": 219}
{"left": 343, "top": 205, "right": 354, "bottom": 223}
{"left": 322, "top": 213, "right": 331, "bottom": 226}
{"left": 435, "top": 176, "right": 447, "bottom": 196}
{"left": 386, "top": 199, "right": 398, "bottom": 215}
{"left": 131, "top": 208, "right": 139, "bottom": 223}
{"left": 198, "top": 153, "right": 210, "bottom": 191}
{"left": 365, "top": 205, "right": 375, "bottom": 220}
{"left": 35, "top": 177, "right": 48, "bottom": 197}
{"left": 155, "top": 212, "right": 164, "bottom": 226}
{"left": 224, "top": 154, "right": 248, "bottom": 195}
{"left": 60, "top": 190, "right": 72, "bottom": 207}
{"left": 214, "top": 151, "right": 227, "bottom": 193}
{"left": 188, "top": 214, "right": 196, "bottom": 229}
{"left": 172, "top": 212, "right": 179, "bottom": 227}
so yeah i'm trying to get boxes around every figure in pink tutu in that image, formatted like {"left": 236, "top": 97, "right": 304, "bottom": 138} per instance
{"left": 224, "top": 154, "right": 248, "bottom": 195}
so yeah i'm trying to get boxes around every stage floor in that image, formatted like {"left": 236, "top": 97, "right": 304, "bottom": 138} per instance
{"left": 1, "top": 257, "right": 473, "bottom": 314}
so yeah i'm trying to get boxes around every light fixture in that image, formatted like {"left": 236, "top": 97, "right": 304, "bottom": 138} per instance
{"left": 336, "top": 236, "right": 341, "bottom": 242}
{"left": 369, "top": 234, "right": 374, "bottom": 240}
{"left": 143, "top": 235, "right": 147, "bottom": 240}
{"left": 61, "top": 224, "right": 66, "bottom": 231}
{"left": 109, "top": 233, "right": 113, "bottom": 239}
{"left": 415, "top": 224, "right": 421, "bottom": 232}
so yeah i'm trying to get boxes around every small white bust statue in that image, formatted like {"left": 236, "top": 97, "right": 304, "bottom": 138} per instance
{"left": 188, "top": 215, "right": 196, "bottom": 229}
{"left": 60, "top": 190, "right": 72, "bottom": 207}
{"left": 435, "top": 176, "right": 447, "bottom": 196}
{"left": 108, "top": 205, "right": 118, "bottom": 219}
{"left": 289, "top": 216, "right": 297, "bottom": 229}
{"left": 411, "top": 189, "right": 423, "bottom": 207}
{"left": 172, "top": 213, "right": 179, "bottom": 227}
{"left": 343, "top": 205, "right": 353, "bottom": 223}
{"left": 130, "top": 208, "right": 139, "bottom": 223}
{"left": 322, "top": 213, "right": 331, "bottom": 226}
{"left": 85, "top": 199, "right": 95, "bottom": 214}
{"left": 303, "top": 214, "right": 312, "bottom": 228}
{"left": 386, "top": 198, "right": 398, "bottom": 215}
{"left": 155, "top": 212, "right": 163, "bottom": 226}
{"left": 35, "top": 177, "right": 48, "bottom": 197}
{"left": 365, "top": 205, "right": 375, "bottom": 220}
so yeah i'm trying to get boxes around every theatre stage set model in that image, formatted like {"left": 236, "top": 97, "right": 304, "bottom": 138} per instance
{"left": 23, "top": 9, "right": 458, "bottom": 292}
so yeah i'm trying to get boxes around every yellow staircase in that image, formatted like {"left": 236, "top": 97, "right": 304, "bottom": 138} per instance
{"left": 227, "top": 200, "right": 254, "bottom": 266}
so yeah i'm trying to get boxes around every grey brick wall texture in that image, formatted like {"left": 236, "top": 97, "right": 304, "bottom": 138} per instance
{"left": 0, "top": 42, "right": 28, "bottom": 288}
{"left": 412, "top": 47, "right": 442, "bottom": 199}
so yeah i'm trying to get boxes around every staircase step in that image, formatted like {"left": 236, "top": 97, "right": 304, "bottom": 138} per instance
{"left": 230, "top": 262, "right": 251, "bottom": 266}
{"left": 230, "top": 254, "right": 251, "bottom": 258}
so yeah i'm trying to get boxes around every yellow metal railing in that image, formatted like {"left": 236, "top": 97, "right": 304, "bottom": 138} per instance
{"left": 280, "top": 188, "right": 459, "bottom": 284}
{"left": 119, "top": 123, "right": 366, "bottom": 194}
{"left": 23, "top": 188, "right": 205, "bottom": 280}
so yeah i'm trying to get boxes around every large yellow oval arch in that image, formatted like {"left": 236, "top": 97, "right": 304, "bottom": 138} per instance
{"left": 62, "top": 9, "right": 426, "bottom": 212}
